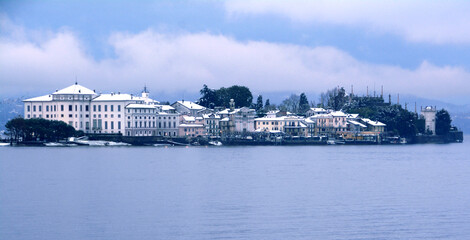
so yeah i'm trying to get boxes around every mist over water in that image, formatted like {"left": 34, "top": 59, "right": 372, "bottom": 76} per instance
{"left": 1, "top": 141, "right": 469, "bottom": 239}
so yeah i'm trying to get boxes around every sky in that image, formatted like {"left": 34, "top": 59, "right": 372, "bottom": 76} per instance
{"left": 1, "top": 0, "right": 470, "bottom": 104}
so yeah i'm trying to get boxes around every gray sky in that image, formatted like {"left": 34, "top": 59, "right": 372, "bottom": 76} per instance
{"left": 1, "top": 1, "right": 470, "bottom": 104}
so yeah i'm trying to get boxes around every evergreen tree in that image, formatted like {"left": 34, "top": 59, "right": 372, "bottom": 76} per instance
{"left": 256, "top": 95, "right": 263, "bottom": 111}
{"left": 435, "top": 109, "right": 452, "bottom": 135}
{"left": 299, "top": 93, "right": 310, "bottom": 114}
{"left": 198, "top": 84, "right": 218, "bottom": 108}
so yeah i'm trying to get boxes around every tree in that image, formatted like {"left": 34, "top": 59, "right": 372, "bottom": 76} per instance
{"left": 299, "top": 93, "right": 310, "bottom": 114}
{"left": 256, "top": 95, "right": 263, "bottom": 111}
{"left": 264, "top": 99, "right": 276, "bottom": 111}
{"left": 5, "top": 117, "right": 80, "bottom": 142}
{"left": 198, "top": 84, "right": 218, "bottom": 108}
{"left": 319, "top": 87, "right": 348, "bottom": 111}
{"left": 435, "top": 109, "right": 452, "bottom": 135}
{"left": 198, "top": 84, "right": 253, "bottom": 108}
{"left": 279, "top": 94, "right": 300, "bottom": 113}
{"left": 5, "top": 117, "right": 25, "bottom": 142}
{"left": 226, "top": 85, "right": 253, "bottom": 108}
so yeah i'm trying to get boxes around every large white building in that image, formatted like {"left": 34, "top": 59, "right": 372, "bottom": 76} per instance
{"left": 23, "top": 83, "right": 160, "bottom": 135}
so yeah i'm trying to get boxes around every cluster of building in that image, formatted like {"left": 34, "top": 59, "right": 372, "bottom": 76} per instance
{"left": 23, "top": 83, "right": 388, "bottom": 140}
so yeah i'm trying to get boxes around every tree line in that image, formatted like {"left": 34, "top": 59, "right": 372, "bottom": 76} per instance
{"left": 5, "top": 117, "right": 83, "bottom": 142}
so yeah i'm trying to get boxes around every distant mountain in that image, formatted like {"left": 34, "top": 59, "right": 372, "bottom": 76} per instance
{"left": 0, "top": 98, "right": 24, "bottom": 130}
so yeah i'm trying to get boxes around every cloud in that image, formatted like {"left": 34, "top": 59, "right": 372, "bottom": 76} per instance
{"left": 0, "top": 22, "right": 469, "bottom": 103}
{"left": 225, "top": 0, "right": 470, "bottom": 45}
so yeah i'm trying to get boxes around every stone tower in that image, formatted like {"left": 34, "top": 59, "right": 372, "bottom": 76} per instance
{"left": 421, "top": 106, "right": 436, "bottom": 135}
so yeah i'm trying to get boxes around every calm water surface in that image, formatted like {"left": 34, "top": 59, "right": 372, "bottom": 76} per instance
{"left": 1, "top": 140, "right": 470, "bottom": 239}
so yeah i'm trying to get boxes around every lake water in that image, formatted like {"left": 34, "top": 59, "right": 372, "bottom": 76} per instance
{"left": 1, "top": 140, "right": 469, "bottom": 239}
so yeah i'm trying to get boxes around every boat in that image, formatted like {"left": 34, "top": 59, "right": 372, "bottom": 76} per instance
{"left": 334, "top": 140, "right": 346, "bottom": 145}
{"left": 44, "top": 142, "right": 78, "bottom": 147}
{"left": 208, "top": 141, "right": 223, "bottom": 146}
{"left": 107, "top": 141, "right": 131, "bottom": 146}
{"left": 153, "top": 143, "right": 173, "bottom": 147}
{"left": 327, "top": 140, "right": 335, "bottom": 145}
{"left": 0, "top": 142, "right": 11, "bottom": 146}
{"left": 400, "top": 138, "right": 407, "bottom": 144}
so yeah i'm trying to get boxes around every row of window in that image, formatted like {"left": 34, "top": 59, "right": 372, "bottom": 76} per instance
{"left": 126, "top": 131, "right": 178, "bottom": 137}
{"left": 93, "top": 104, "right": 121, "bottom": 112}
{"left": 126, "top": 121, "right": 178, "bottom": 129}
{"left": 93, "top": 114, "right": 121, "bottom": 119}
{"left": 91, "top": 119, "right": 122, "bottom": 130}
{"left": 127, "top": 109, "right": 154, "bottom": 113}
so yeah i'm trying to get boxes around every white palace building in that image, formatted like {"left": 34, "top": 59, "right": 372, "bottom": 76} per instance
{"left": 23, "top": 83, "right": 178, "bottom": 137}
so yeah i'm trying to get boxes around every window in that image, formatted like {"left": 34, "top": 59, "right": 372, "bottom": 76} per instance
{"left": 93, "top": 105, "right": 96, "bottom": 112}
{"left": 128, "top": 121, "right": 130, "bottom": 128}
{"left": 118, "top": 105, "right": 121, "bottom": 111}
{"left": 33, "top": 106, "right": 36, "bottom": 112}
{"left": 105, "top": 121, "right": 108, "bottom": 129}
{"left": 118, "top": 121, "right": 121, "bottom": 129}
{"left": 69, "top": 105, "right": 72, "bottom": 111}
{"left": 27, "top": 106, "right": 30, "bottom": 112}
{"left": 98, "top": 105, "right": 101, "bottom": 111}
{"left": 111, "top": 105, "right": 114, "bottom": 111}
{"left": 80, "top": 105, "right": 82, "bottom": 111}
{"left": 111, "top": 121, "right": 114, "bottom": 129}
{"left": 75, "top": 105, "right": 77, "bottom": 111}
{"left": 46, "top": 106, "right": 49, "bottom": 112}
{"left": 85, "top": 105, "right": 89, "bottom": 111}
{"left": 104, "top": 105, "right": 107, "bottom": 112}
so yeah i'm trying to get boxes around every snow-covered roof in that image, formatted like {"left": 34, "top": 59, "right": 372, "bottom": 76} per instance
{"left": 53, "top": 84, "right": 96, "bottom": 95}
{"left": 348, "top": 120, "right": 367, "bottom": 128}
{"left": 310, "top": 113, "right": 332, "bottom": 119}
{"left": 217, "top": 108, "right": 240, "bottom": 115}
{"left": 362, "top": 118, "right": 386, "bottom": 126}
{"left": 93, "top": 93, "right": 135, "bottom": 101}
{"left": 304, "top": 118, "right": 315, "bottom": 123}
{"left": 330, "top": 111, "right": 347, "bottom": 117}
{"left": 203, "top": 114, "right": 220, "bottom": 119}
{"left": 175, "top": 101, "right": 205, "bottom": 110}
{"left": 125, "top": 104, "right": 156, "bottom": 109}
{"left": 23, "top": 95, "right": 53, "bottom": 102}
{"left": 220, "top": 117, "right": 230, "bottom": 122}
{"left": 255, "top": 116, "right": 286, "bottom": 121}
{"left": 183, "top": 116, "right": 196, "bottom": 122}
{"left": 156, "top": 105, "right": 175, "bottom": 111}
{"left": 309, "top": 107, "right": 327, "bottom": 112}
{"left": 346, "top": 113, "right": 359, "bottom": 119}
{"left": 179, "top": 123, "right": 204, "bottom": 127}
